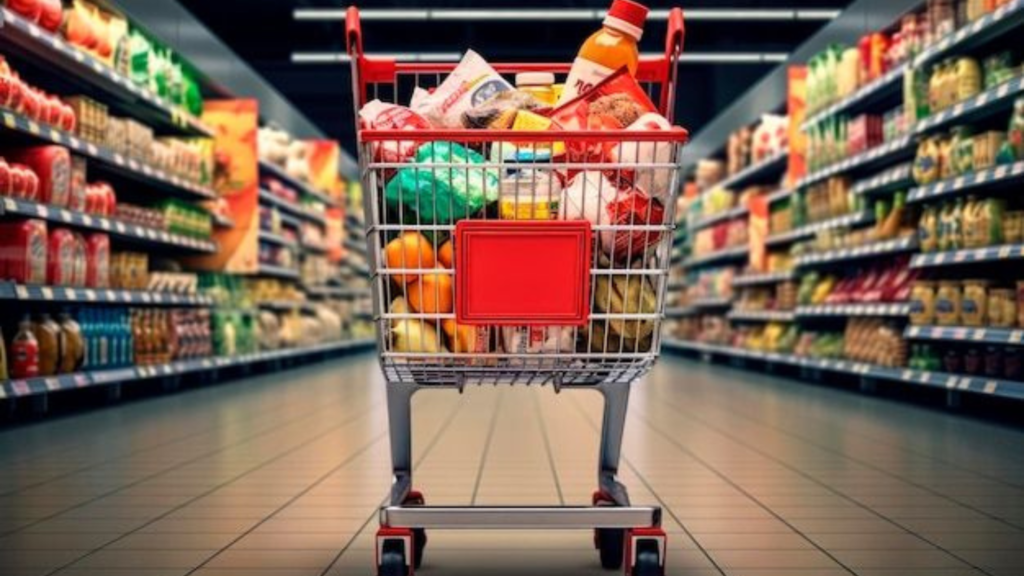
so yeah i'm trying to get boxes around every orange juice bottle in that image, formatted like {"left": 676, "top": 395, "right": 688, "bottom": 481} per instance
{"left": 558, "top": 0, "right": 649, "bottom": 104}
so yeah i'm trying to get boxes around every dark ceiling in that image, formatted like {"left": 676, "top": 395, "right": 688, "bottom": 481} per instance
{"left": 177, "top": 0, "right": 853, "bottom": 155}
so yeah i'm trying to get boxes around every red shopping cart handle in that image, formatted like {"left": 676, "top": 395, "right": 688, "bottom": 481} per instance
{"left": 455, "top": 220, "right": 593, "bottom": 326}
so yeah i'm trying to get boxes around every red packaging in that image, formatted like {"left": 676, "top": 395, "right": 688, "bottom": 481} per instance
{"left": 68, "top": 156, "right": 87, "bottom": 211}
{"left": 0, "top": 219, "right": 48, "bottom": 284}
{"left": 70, "top": 232, "right": 87, "bottom": 287}
{"left": 85, "top": 233, "right": 110, "bottom": 288}
{"left": 46, "top": 227, "right": 76, "bottom": 286}
{"left": 358, "top": 100, "right": 432, "bottom": 164}
{"left": 44, "top": 94, "right": 63, "bottom": 127}
{"left": 20, "top": 87, "right": 41, "bottom": 121}
{"left": 10, "top": 164, "right": 38, "bottom": 200}
{"left": 0, "top": 159, "right": 11, "bottom": 196}
{"left": 605, "top": 188, "right": 665, "bottom": 259}
{"left": 91, "top": 181, "right": 116, "bottom": 216}
{"left": 0, "top": 73, "right": 14, "bottom": 108}
{"left": 4, "top": 146, "right": 71, "bottom": 207}
{"left": 38, "top": 0, "right": 63, "bottom": 32}
{"left": 5, "top": 75, "right": 25, "bottom": 113}
{"left": 10, "top": 324, "right": 40, "bottom": 379}
{"left": 7, "top": 0, "right": 43, "bottom": 23}
{"left": 59, "top": 102, "right": 76, "bottom": 133}
{"left": 550, "top": 68, "right": 659, "bottom": 167}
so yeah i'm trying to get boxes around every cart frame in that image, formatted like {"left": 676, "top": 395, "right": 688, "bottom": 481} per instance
{"left": 346, "top": 6, "right": 687, "bottom": 575}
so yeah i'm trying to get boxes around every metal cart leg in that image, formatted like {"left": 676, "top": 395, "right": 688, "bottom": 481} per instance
{"left": 597, "top": 381, "right": 633, "bottom": 507}
{"left": 385, "top": 380, "right": 417, "bottom": 506}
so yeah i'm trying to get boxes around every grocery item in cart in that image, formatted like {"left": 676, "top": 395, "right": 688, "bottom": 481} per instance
{"left": 392, "top": 319, "right": 449, "bottom": 354}
{"left": 593, "top": 272, "right": 657, "bottom": 341}
{"left": 499, "top": 169, "right": 562, "bottom": 220}
{"left": 358, "top": 100, "right": 432, "bottom": 163}
{"left": 609, "top": 112, "right": 675, "bottom": 202}
{"left": 443, "top": 320, "right": 496, "bottom": 356}
{"left": 384, "top": 232, "right": 436, "bottom": 284}
{"left": 558, "top": 0, "right": 648, "bottom": 104}
{"left": 384, "top": 141, "right": 499, "bottom": 224}
{"left": 501, "top": 326, "right": 575, "bottom": 354}
{"left": 560, "top": 171, "right": 664, "bottom": 262}
{"left": 462, "top": 90, "right": 545, "bottom": 130}
{"left": 411, "top": 50, "right": 512, "bottom": 128}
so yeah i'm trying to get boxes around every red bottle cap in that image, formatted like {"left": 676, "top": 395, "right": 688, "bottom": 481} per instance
{"left": 604, "top": 0, "right": 648, "bottom": 40}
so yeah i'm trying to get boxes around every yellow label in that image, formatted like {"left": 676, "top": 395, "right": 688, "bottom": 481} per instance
{"left": 510, "top": 111, "right": 566, "bottom": 157}
{"left": 499, "top": 199, "right": 559, "bottom": 221}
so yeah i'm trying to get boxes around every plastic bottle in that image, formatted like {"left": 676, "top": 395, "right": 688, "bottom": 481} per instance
{"left": 10, "top": 316, "right": 40, "bottom": 379}
{"left": 558, "top": 0, "right": 648, "bottom": 104}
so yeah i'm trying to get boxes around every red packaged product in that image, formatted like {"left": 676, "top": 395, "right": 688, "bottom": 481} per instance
{"left": 38, "top": 0, "right": 63, "bottom": 32}
{"left": 10, "top": 317, "right": 40, "bottom": 380}
{"left": 44, "top": 94, "right": 63, "bottom": 127}
{"left": 10, "top": 164, "right": 38, "bottom": 201}
{"left": 0, "top": 219, "right": 48, "bottom": 284}
{"left": 68, "top": 156, "right": 87, "bottom": 211}
{"left": 7, "top": 0, "right": 43, "bottom": 22}
{"left": 59, "top": 102, "right": 76, "bottom": 133}
{"left": 0, "top": 159, "right": 11, "bottom": 196}
{"left": 358, "top": 99, "right": 432, "bottom": 164}
{"left": 47, "top": 227, "right": 76, "bottom": 286}
{"left": 0, "top": 71, "right": 14, "bottom": 108}
{"left": 85, "top": 233, "right": 110, "bottom": 288}
{"left": 70, "top": 232, "right": 87, "bottom": 287}
{"left": 4, "top": 146, "right": 71, "bottom": 207}
{"left": 91, "top": 181, "right": 116, "bottom": 216}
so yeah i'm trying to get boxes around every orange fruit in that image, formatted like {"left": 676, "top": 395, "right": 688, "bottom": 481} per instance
{"left": 437, "top": 240, "right": 455, "bottom": 269}
{"left": 385, "top": 232, "right": 435, "bottom": 284}
{"left": 407, "top": 270, "right": 454, "bottom": 315}
{"left": 442, "top": 318, "right": 472, "bottom": 352}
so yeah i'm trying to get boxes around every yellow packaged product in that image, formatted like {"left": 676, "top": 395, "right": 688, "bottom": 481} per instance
{"left": 936, "top": 281, "right": 962, "bottom": 325}
{"left": 961, "top": 279, "right": 989, "bottom": 327}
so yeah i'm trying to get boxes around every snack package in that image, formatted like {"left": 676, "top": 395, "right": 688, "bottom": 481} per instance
{"left": 593, "top": 273, "right": 658, "bottom": 341}
{"left": 463, "top": 90, "right": 544, "bottom": 129}
{"left": 412, "top": 50, "right": 513, "bottom": 128}
{"left": 358, "top": 99, "right": 432, "bottom": 163}
{"left": 608, "top": 112, "right": 674, "bottom": 202}
{"left": 560, "top": 171, "right": 664, "bottom": 262}
{"left": 550, "top": 68, "right": 657, "bottom": 135}
{"left": 385, "top": 142, "right": 500, "bottom": 224}
{"left": 501, "top": 326, "right": 576, "bottom": 354}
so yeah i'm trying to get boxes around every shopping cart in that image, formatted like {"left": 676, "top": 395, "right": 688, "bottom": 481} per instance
{"left": 346, "top": 6, "right": 687, "bottom": 575}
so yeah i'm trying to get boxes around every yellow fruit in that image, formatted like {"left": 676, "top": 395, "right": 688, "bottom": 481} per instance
{"left": 385, "top": 232, "right": 435, "bottom": 284}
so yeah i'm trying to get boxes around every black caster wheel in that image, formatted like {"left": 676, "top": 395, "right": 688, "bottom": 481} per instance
{"left": 632, "top": 539, "right": 664, "bottom": 576}
{"left": 404, "top": 491, "right": 427, "bottom": 570}
{"left": 596, "top": 528, "right": 625, "bottom": 569}
{"left": 592, "top": 491, "right": 624, "bottom": 570}
{"left": 377, "top": 538, "right": 409, "bottom": 576}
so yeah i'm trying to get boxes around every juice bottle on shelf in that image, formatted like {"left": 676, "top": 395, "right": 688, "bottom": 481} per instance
{"left": 10, "top": 316, "right": 40, "bottom": 379}
{"left": 557, "top": 0, "right": 649, "bottom": 105}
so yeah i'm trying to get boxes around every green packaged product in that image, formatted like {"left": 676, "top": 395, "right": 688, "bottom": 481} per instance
{"left": 385, "top": 142, "right": 499, "bottom": 224}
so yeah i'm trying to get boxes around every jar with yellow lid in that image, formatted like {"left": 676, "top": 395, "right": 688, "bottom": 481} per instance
{"left": 515, "top": 73, "right": 557, "bottom": 106}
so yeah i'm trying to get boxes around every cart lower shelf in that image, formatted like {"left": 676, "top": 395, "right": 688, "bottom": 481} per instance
{"left": 380, "top": 504, "right": 661, "bottom": 529}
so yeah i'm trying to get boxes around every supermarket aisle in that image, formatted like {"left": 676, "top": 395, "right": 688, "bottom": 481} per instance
{"left": 2, "top": 354, "right": 1024, "bottom": 576}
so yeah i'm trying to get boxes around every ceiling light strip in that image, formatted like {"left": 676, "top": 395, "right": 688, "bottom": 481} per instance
{"left": 294, "top": 8, "right": 839, "bottom": 22}
{"left": 290, "top": 52, "right": 789, "bottom": 64}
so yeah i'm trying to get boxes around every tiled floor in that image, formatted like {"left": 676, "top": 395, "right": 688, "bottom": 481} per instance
{"left": 1, "top": 353, "right": 1024, "bottom": 576}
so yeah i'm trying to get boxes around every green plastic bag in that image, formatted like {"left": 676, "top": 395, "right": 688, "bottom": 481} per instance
{"left": 384, "top": 142, "right": 499, "bottom": 224}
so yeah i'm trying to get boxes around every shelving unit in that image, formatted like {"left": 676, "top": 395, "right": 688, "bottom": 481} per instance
{"left": 0, "top": 339, "right": 375, "bottom": 400}
{"left": 667, "top": 0, "right": 1024, "bottom": 406}
{"left": 0, "top": 282, "right": 214, "bottom": 306}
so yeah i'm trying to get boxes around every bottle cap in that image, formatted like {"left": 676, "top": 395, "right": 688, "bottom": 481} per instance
{"left": 604, "top": 0, "right": 648, "bottom": 41}
{"left": 515, "top": 72, "right": 555, "bottom": 88}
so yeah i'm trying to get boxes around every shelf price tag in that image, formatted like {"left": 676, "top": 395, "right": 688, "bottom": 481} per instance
{"left": 40, "top": 287, "right": 53, "bottom": 300}
{"left": 983, "top": 381, "right": 999, "bottom": 395}
{"left": 64, "top": 287, "right": 77, "bottom": 301}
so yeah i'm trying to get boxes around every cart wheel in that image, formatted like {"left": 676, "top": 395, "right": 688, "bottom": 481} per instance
{"left": 592, "top": 491, "right": 625, "bottom": 570}
{"left": 378, "top": 538, "right": 410, "bottom": 576}
{"left": 631, "top": 539, "right": 663, "bottom": 576}
{"left": 597, "top": 528, "right": 626, "bottom": 569}
{"left": 403, "top": 491, "right": 427, "bottom": 569}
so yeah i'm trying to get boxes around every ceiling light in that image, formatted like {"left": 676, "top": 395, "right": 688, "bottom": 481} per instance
{"left": 291, "top": 52, "right": 789, "bottom": 65}
{"left": 294, "top": 8, "right": 839, "bottom": 22}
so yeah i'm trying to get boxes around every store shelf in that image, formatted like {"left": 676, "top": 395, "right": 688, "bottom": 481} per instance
{"left": 684, "top": 245, "right": 748, "bottom": 268}
{"left": 798, "top": 134, "right": 914, "bottom": 189}
{"left": 852, "top": 164, "right": 914, "bottom": 197}
{"left": 212, "top": 214, "right": 235, "bottom": 229}
{"left": 732, "top": 270, "right": 796, "bottom": 287}
{"left": 716, "top": 149, "right": 789, "bottom": 192}
{"left": 304, "top": 285, "right": 371, "bottom": 299}
{"left": 258, "top": 189, "right": 328, "bottom": 226}
{"left": 259, "top": 300, "right": 317, "bottom": 313}
{"left": 0, "top": 282, "right": 213, "bottom": 306}
{"left": 907, "top": 161, "right": 1024, "bottom": 204}
{"left": 0, "top": 339, "right": 376, "bottom": 400}
{"left": 302, "top": 241, "right": 330, "bottom": 254}
{"left": 0, "top": 8, "right": 211, "bottom": 137}
{"left": 259, "top": 161, "right": 337, "bottom": 207}
{"left": 767, "top": 188, "right": 795, "bottom": 204}
{"left": 665, "top": 306, "right": 699, "bottom": 317}
{"left": 727, "top": 309, "right": 796, "bottom": 322}
{"left": 344, "top": 238, "right": 368, "bottom": 256}
{"left": 905, "top": 324, "right": 1024, "bottom": 346}
{"left": 796, "top": 236, "right": 918, "bottom": 267}
{"left": 1, "top": 198, "right": 218, "bottom": 253}
{"left": 256, "top": 263, "right": 300, "bottom": 280}
{"left": 663, "top": 338, "right": 1024, "bottom": 401}
{"left": 692, "top": 205, "right": 749, "bottom": 231}
{"left": 802, "top": 64, "right": 907, "bottom": 130}
{"left": 766, "top": 210, "right": 874, "bottom": 247}
{"left": 914, "top": 75, "right": 1024, "bottom": 136}
{"left": 259, "top": 230, "right": 298, "bottom": 250}
{"left": 796, "top": 302, "right": 910, "bottom": 318}
{"left": 913, "top": 0, "right": 1024, "bottom": 69}
{"left": 690, "top": 297, "right": 734, "bottom": 309}
{"left": 911, "top": 244, "right": 1024, "bottom": 268}
{"left": 1, "top": 109, "right": 218, "bottom": 201}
